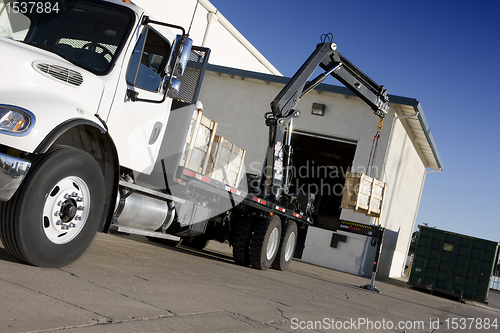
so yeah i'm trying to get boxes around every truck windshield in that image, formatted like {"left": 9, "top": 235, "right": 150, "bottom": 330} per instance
{"left": 0, "top": 0, "right": 134, "bottom": 75}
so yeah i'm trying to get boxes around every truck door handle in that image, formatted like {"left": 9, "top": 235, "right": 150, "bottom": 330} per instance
{"left": 148, "top": 122, "right": 163, "bottom": 145}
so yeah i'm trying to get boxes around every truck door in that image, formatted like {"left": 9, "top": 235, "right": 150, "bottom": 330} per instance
{"left": 106, "top": 26, "right": 172, "bottom": 174}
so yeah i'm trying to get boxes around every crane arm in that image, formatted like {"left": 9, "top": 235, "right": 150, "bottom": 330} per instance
{"left": 261, "top": 39, "right": 389, "bottom": 203}
{"left": 272, "top": 42, "right": 389, "bottom": 119}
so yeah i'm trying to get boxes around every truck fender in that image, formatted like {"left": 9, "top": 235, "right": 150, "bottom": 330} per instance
{"left": 33, "top": 118, "right": 106, "bottom": 154}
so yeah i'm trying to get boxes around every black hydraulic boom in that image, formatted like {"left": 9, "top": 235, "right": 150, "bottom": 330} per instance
{"left": 260, "top": 35, "right": 390, "bottom": 203}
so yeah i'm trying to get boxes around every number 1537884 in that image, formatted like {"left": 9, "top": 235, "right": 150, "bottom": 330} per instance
{"left": 5, "top": 2, "right": 60, "bottom": 14}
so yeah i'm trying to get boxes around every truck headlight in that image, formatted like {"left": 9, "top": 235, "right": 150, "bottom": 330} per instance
{"left": 0, "top": 105, "right": 35, "bottom": 135}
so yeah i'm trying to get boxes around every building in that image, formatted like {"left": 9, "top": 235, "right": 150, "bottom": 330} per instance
{"left": 135, "top": 0, "right": 442, "bottom": 278}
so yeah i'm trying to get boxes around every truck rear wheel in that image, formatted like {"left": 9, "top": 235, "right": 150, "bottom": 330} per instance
{"left": 271, "top": 220, "right": 297, "bottom": 271}
{"left": 0, "top": 146, "right": 105, "bottom": 267}
{"left": 250, "top": 215, "right": 281, "bottom": 270}
{"left": 232, "top": 217, "right": 256, "bottom": 267}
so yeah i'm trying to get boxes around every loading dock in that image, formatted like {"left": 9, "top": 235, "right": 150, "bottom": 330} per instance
{"left": 290, "top": 131, "right": 356, "bottom": 229}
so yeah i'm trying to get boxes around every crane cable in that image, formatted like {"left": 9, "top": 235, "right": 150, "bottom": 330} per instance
{"left": 366, "top": 117, "right": 384, "bottom": 178}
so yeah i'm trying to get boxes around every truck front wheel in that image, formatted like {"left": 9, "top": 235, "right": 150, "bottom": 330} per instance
{"left": 250, "top": 215, "right": 281, "bottom": 270}
{"left": 0, "top": 146, "right": 105, "bottom": 267}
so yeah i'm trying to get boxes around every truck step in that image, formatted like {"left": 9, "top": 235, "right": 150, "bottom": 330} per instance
{"left": 119, "top": 180, "right": 185, "bottom": 204}
{"left": 110, "top": 225, "right": 181, "bottom": 241}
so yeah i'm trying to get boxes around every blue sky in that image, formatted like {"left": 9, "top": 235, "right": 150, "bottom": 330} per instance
{"left": 209, "top": 0, "right": 500, "bottom": 241}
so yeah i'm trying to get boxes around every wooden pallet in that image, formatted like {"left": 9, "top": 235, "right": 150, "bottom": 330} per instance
{"left": 341, "top": 172, "right": 385, "bottom": 218}
{"left": 179, "top": 110, "right": 218, "bottom": 175}
{"left": 207, "top": 136, "right": 246, "bottom": 188}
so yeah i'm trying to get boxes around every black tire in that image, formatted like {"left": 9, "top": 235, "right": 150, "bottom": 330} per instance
{"left": 271, "top": 220, "right": 297, "bottom": 271}
{"left": 183, "top": 237, "right": 210, "bottom": 250}
{"left": 0, "top": 146, "right": 105, "bottom": 267}
{"left": 232, "top": 217, "right": 256, "bottom": 267}
{"left": 250, "top": 215, "right": 282, "bottom": 270}
{"left": 146, "top": 236, "right": 182, "bottom": 247}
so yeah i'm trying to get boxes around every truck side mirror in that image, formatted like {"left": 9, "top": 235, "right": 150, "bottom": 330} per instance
{"left": 166, "top": 78, "right": 181, "bottom": 98}
{"left": 168, "top": 35, "right": 193, "bottom": 77}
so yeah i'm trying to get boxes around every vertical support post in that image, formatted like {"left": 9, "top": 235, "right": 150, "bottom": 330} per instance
{"left": 361, "top": 228, "right": 384, "bottom": 292}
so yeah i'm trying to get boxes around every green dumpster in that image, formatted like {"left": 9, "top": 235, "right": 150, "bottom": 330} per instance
{"left": 408, "top": 225, "right": 499, "bottom": 303}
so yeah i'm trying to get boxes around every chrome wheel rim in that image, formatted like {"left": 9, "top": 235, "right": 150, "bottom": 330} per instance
{"left": 42, "top": 176, "right": 90, "bottom": 244}
{"left": 266, "top": 227, "right": 280, "bottom": 260}
{"left": 284, "top": 232, "right": 296, "bottom": 262}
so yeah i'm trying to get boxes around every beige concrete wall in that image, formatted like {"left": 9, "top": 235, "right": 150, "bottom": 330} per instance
{"left": 197, "top": 72, "right": 276, "bottom": 170}
{"left": 378, "top": 117, "right": 426, "bottom": 278}
{"left": 300, "top": 227, "right": 371, "bottom": 276}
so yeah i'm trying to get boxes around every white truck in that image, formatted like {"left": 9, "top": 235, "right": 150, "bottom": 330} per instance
{"left": 0, "top": 0, "right": 389, "bottom": 270}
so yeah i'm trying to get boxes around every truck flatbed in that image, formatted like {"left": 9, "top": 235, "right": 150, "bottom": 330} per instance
{"left": 178, "top": 167, "right": 312, "bottom": 225}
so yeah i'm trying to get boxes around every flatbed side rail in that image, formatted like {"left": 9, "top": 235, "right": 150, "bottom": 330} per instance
{"left": 178, "top": 167, "right": 312, "bottom": 225}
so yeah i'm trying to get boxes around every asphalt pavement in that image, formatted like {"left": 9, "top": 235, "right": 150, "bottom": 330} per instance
{"left": 1, "top": 232, "right": 499, "bottom": 333}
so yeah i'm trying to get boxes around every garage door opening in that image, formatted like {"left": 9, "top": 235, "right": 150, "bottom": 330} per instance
{"left": 290, "top": 131, "right": 356, "bottom": 228}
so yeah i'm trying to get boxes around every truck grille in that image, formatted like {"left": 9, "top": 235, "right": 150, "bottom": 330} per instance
{"left": 177, "top": 47, "right": 210, "bottom": 104}
{"left": 34, "top": 62, "right": 84, "bottom": 87}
